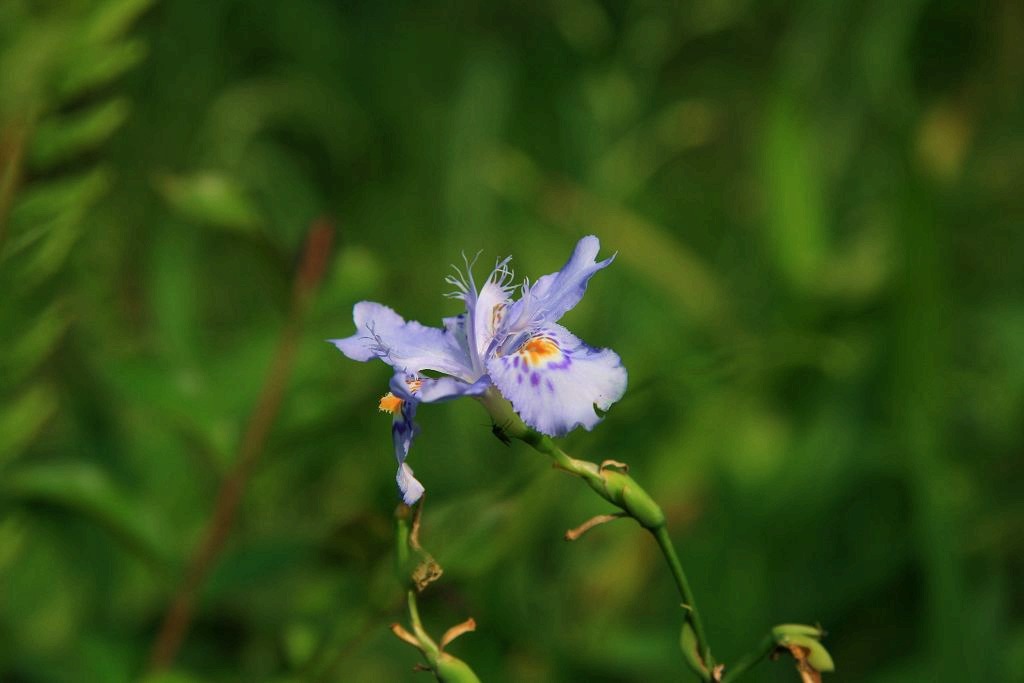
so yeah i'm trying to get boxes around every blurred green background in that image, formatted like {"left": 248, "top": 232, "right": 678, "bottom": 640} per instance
{"left": 2, "top": 0, "right": 1023, "bottom": 681}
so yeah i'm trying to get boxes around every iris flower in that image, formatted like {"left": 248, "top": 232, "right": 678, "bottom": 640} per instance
{"left": 331, "top": 236, "right": 627, "bottom": 504}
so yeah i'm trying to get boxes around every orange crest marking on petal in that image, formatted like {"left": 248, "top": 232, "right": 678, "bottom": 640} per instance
{"left": 405, "top": 379, "right": 423, "bottom": 393}
{"left": 521, "top": 336, "right": 562, "bottom": 368}
{"left": 379, "top": 392, "right": 403, "bottom": 414}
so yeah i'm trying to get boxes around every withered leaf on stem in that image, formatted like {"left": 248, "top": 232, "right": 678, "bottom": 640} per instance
{"left": 780, "top": 644, "right": 822, "bottom": 683}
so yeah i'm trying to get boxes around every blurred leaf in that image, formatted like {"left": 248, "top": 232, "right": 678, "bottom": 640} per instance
{"left": 29, "top": 97, "right": 131, "bottom": 169}
{"left": 0, "top": 23, "right": 64, "bottom": 118}
{"left": 155, "top": 171, "right": 265, "bottom": 233}
{"left": 58, "top": 38, "right": 149, "bottom": 98}
{"left": 82, "top": 0, "right": 155, "bottom": 45}
{"left": 1, "top": 461, "right": 170, "bottom": 571}
{"left": 4, "top": 167, "right": 110, "bottom": 259}
{"left": 0, "top": 383, "right": 58, "bottom": 468}
{"left": 283, "top": 621, "right": 319, "bottom": 668}
{"left": 761, "top": 95, "right": 827, "bottom": 291}
{"left": 0, "top": 303, "right": 70, "bottom": 386}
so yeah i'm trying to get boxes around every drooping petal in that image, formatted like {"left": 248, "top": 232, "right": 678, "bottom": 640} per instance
{"left": 499, "top": 236, "right": 614, "bottom": 340}
{"left": 330, "top": 302, "right": 474, "bottom": 379}
{"left": 381, "top": 376, "right": 423, "bottom": 504}
{"left": 388, "top": 385, "right": 419, "bottom": 463}
{"left": 397, "top": 463, "right": 425, "bottom": 505}
{"left": 379, "top": 372, "right": 491, "bottom": 505}
{"left": 486, "top": 323, "right": 627, "bottom": 437}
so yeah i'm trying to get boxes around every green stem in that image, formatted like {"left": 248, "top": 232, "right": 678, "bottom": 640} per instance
{"left": 652, "top": 525, "right": 712, "bottom": 675}
{"left": 478, "top": 389, "right": 714, "bottom": 678}
{"left": 407, "top": 590, "right": 439, "bottom": 657}
{"left": 720, "top": 634, "right": 775, "bottom": 682}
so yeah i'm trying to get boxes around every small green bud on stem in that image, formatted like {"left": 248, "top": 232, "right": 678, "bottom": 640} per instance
{"left": 588, "top": 465, "right": 666, "bottom": 529}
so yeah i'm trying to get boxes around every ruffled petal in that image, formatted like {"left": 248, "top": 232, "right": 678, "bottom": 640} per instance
{"left": 486, "top": 323, "right": 626, "bottom": 437}
{"left": 330, "top": 302, "right": 474, "bottom": 379}
{"left": 500, "top": 236, "right": 614, "bottom": 340}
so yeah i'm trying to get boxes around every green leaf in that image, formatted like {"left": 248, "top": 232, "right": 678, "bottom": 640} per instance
{"left": 0, "top": 384, "right": 58, "bottom": 468}
{"left": 29, "top": 97, "right": 131, "bottom": 169}
{"left": 155, "top": 171, "right": 265, "bottom": 233}
{"left": 781, "top": 634, "right": 836, "bottom": 673}
{"left": 5, "top": 167, "right": 110, "bottom": 255}
{"left": 58, "top": 39, "right": 148, "bottom": 98}
{"left": 1, "top": 461, "right": 170, "bottom": 572}
{"left": 82, "top": 0, "right": 156, "bottom": 45}
{"left": 0, "top": 302, "right": 69, "bottom": 386}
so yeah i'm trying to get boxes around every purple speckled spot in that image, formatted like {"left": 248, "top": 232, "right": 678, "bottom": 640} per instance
{"left": 530, "top": 372, "right": 540, "bottom": 386}
{"left": 517, "top": 374, "right": 522, "bottom": 384}
{"left": 513, "top": 356, "right": 520, "bottom": 368}
{"left": 546, "top": 379, "right": 554, "bottom": 392}
{"left": 547, "top": 355, "right": 572, "bottom": 371}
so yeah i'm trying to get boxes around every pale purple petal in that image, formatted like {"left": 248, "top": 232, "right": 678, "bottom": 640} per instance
{"left": 382, "top": 372, "right": 490, "bottom": 505}
{"left": 330, "top": 302, "right": 474, "bottom": 379}
{"left": 397, "top": 463, "right": 425, "bottom": 504}
{"left": 500, "top": 236, "right": 614, "bottom": 338}
{"left": 486, "top": 323, "right": 627, "bottom": 437}
{"left": 443, "top": 313, "right": 473, "bottom": 365}
{"left": 472, "top": 279, "right": 512, "bottom": 361}
{"left": 390, "top": 390, "right": 419, "bottom": 466}
{"left": 415, "top": 375, "right": 491, "bottom": 403}
{"left": 385, "top": 380, "right": 423, "bottom": 503}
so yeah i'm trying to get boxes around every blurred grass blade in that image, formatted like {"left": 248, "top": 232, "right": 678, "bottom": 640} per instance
{"left": 760, "top": 95, "right": 827, "bottom": 291}
{"left": 155, "top": 171, "right": 265, "bottom": 233}
{"left": 0, "top": 303, "right": 69, "bottom": 386}
{"left": 2, "top": 462, "right": 169, "bottom": 571}
{"left": 59, "top": 39, "right": 149, "bottom": 98}
{"left": 0, "top": 384, "right": 58, "bottom": 468}
{"left": 4, "top": 167, "right": 110, "bottom": 257}
{"left": 29, "top": 97, "right": 131, "bottom": 170}
{"left": 82, "top": 0, "right": 156, "bottom": 45}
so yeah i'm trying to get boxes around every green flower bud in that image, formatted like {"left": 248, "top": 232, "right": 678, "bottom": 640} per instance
{"left": 592, "top": 469, "right": 666, "bottom": 529}
{"left": 434, "top": 653, "right": 483, "bottom": 683}
{"left": 780, "top": 634, "right": 835, "bottom": 673}
{"left": 772, "top": 623, "right": 825, "bottom": 639}
{"left": 679, "top": 622, "right": 709, "bottom": 678}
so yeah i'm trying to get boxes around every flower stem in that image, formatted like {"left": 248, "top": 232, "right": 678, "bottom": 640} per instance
{"left": 478, "top": 389, "right": 715, "bottom": 678}
{"left": 652, "top": 524, "right": 713, "bottom": 676}
{"left": 407, "top": 589, "right": 439, "bottom": 657}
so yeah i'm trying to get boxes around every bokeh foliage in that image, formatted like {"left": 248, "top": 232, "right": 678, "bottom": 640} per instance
{"left": 1, "top": 0, "right": 1023, "bottom": 681}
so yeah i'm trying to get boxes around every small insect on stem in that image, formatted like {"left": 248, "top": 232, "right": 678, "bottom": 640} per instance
{"left": 491, "top": 423, "right": 512, "bottom": 446}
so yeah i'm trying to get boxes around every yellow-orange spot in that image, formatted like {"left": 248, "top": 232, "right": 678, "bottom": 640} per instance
{"left": 406, "top": 378, "right": 423, "bottom": 393}
{"left": 378, "top": 392, "right": 403, "bottom": 414}
{"left": 521, "top": 336, "right": 560, "bottom": 367}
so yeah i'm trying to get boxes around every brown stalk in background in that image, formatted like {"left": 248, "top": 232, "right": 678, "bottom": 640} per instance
{"left": 147, "top": 218, "right": 335, "bottom": 672}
